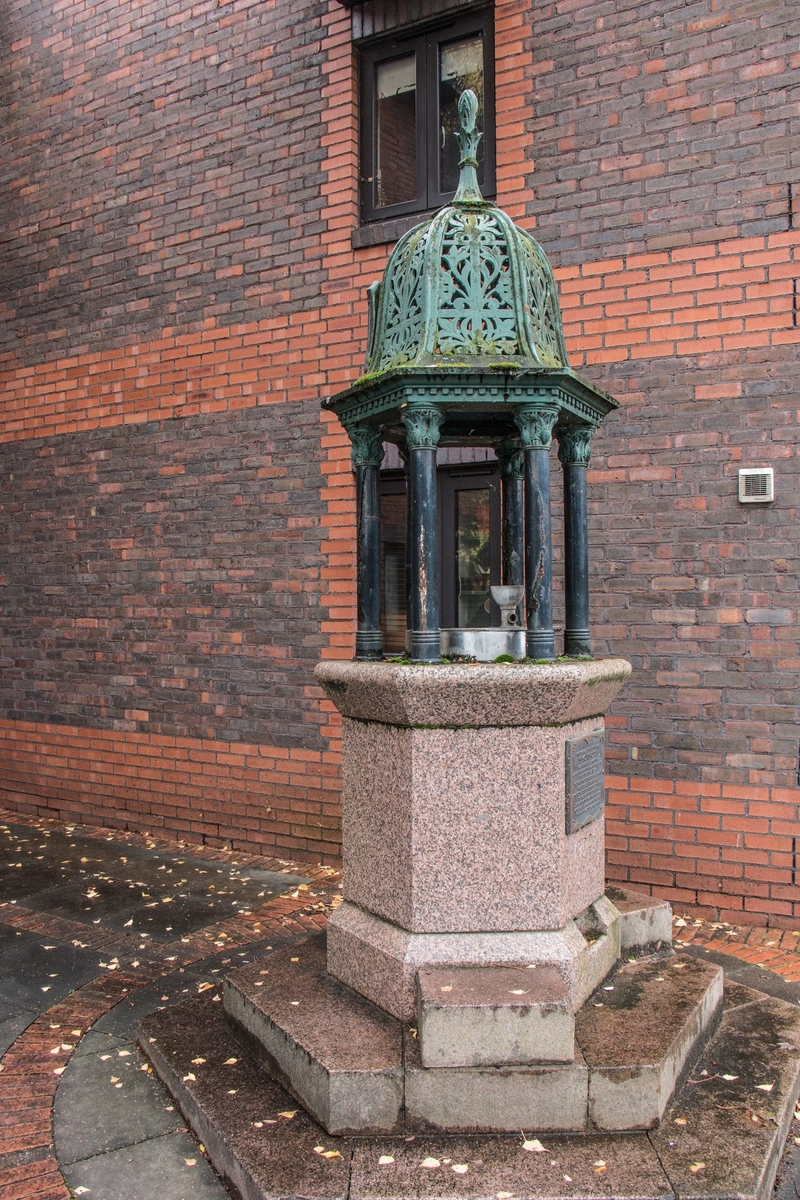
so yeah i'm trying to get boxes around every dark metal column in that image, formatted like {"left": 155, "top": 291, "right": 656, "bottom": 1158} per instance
{"left": 349, "top": 427, "right": 384, "bottom": 661}
{"left": 401, "top": 405, "right": 443, "bottom": 662}
{"left": 514, "top": 405, "right": 558, "bottom": 660}
{"left": 399, "top": 444, "right": 413, "bottom": 646}
{"left": 558, "top": 424, "right": 594, "bottom": 658}
{"left": 496, "top": 441, "right": 525, "bottom": 624}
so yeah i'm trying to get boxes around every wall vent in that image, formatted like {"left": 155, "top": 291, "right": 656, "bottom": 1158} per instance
{"left": 738, "top": 467, "right": 774, "bottom": 503}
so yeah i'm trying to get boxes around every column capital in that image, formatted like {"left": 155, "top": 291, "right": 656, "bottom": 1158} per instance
{"left": 557, "top": 424, "right": 594, "bottom": 467}
{"left": 346, "top": 425, "right": 385, "bottom": 468}
{"left": 495, "top": 440, "right": 525, "bottom": 480}
{"left": 401, "top": 405, "right": 443, "bottom": 451}
{"left": 513, "top": 405, "right": 558, "bottom": 450}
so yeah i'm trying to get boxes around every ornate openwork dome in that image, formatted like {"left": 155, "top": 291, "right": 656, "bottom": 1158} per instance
{"left": 365, "top": 91, "right": 568, "bottom": 376}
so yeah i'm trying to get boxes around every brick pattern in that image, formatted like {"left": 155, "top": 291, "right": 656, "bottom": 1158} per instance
{"left": 0, "top": 805, "right": 339, "bottom": 1199}
{"left": 0, "top": 0, "right": 797, "bottom": 913}
{"left": 524, "top": 0, "right": 800, "bottom": 267}
{"left": 606, "top": 776, "right": 800, "bottom": 925}
{"left": 0, "top": 723, "right": 343, "bottom": 862}
{"left": 0, "top": 0, "right": 331, "bottom": 366}
{"left": 0, "top": 402, "right": 328, "bottom": 749}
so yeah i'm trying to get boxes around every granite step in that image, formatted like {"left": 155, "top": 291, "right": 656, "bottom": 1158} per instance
{"left": 223, "top": 933, "right": 403, "bottom": 1136}
{"left": 139, "top": 977, "right": 800, "bottom": 1200}
{"left": 416, "top": 964, "right": 575, "bottom": 1067}
{"left": 575, "top": 953, "right": 723, "bottom": 1130}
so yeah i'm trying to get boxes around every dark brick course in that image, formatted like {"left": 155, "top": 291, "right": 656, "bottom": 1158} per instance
{"left": 526, "top": 0, "right": 800, "bottom": 268}
{"left": 0, "top": 0, "right": 330, "bottom": 366}
{"left": 0, "top": 401, "right": 329, "bottom": 749}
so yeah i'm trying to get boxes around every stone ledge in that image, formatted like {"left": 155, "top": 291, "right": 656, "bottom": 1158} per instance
{"left": 315, "top": 658, "right": 632, "bottom": 728}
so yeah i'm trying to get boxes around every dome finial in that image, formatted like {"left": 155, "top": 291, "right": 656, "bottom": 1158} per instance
{"left": 453, "top": 89, "right": 484, "bottom": 204}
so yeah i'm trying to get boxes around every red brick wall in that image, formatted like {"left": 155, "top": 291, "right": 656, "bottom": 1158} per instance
{"left": 0, "top": 0, "right": 798, "bottom": 922}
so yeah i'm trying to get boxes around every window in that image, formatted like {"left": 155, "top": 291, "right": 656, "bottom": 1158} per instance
{"left": 379, "top": 464, "right": 502, "bottom": 652}
{"left": 360, "top": 11, "right": 495, "bottom": 224}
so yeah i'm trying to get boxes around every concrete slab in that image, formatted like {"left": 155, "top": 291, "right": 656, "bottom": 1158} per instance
{"left": 607, "top": 887, "right": 672, "bottom": 953}
{"left": 0, "top": 936, "right": 100, "bottom": 1010}
{"left": 224, "top": 934, "right": 404, "bottom": 1135}
{"left": 54, "top": 1036, "right": 185, "bottom": 1165}
{"left": 652, "top": 995, "right": 800, "bottom": 1200}
{"left": 404, "top": 1027, "right": 588, "bottom": 1133}
{"left": 417, "top": 965, "right": 574, "bottom": 1067}
{"left": 62, "top": 1131, "right": 229, "bottom": 1200}
{"left": 576, "top": 954, "right": 722, "bottom": 1131}
{"left": 0, "top": 1008, "right": 35, "bottom": 1055}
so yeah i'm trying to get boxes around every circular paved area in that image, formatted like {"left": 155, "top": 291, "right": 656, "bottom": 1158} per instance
{"left": 1, "top": 804, "right": 800, "bottom": 1200}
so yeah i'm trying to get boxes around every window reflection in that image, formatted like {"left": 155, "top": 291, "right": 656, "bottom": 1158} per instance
{"left": 439, "top": 34, "right": 484, "bottom": 195}
{"left": 380, "top": 490, "right": 407, "bottom": 653}
{"left": 376, "top": 55, "right": 417, "bottom": 208}
{"left": 456, "top": 487, "right": 491, "bottom": 628}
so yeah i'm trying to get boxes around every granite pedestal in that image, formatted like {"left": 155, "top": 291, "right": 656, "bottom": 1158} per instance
{"left": 316, "top": 659, "right": 632, "bottom": 1021}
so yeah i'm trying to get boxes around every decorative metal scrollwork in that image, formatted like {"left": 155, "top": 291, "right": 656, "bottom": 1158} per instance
{"left": 557, "top": 424, "right": 594, "bottom": 466}
{"left": 347, "top": 426, "right": 385, "bottom": 467}
{"left": 373, "top": 226, "right": 427, "bottom": 372}
{"left": 401, "top": 406, "right": 443, "bottom": 450}
{"left": 436, "top": 210, "right": 518, "bottom": 355}
{"left": 514, "top": 405, "right": 558, "bottom": 449}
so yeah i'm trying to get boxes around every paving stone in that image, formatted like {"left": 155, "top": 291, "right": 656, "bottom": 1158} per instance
{"left": 417, "top": 965, "right": 574, "bottom": 1067}
{"left": 62, "top": 1131, "right": 229, "bottom": 1200}
{"left": 0, "top": 936, "right": 100, "bottom": 1010}
{"left": 652, "top": 995, "right": 800, "bottom": 1200}
{"left": 224, "top": 934, "right": 404, "bottom": 1135}
{"left": 140, "top": 995, "right": 350, "bottom": 1200}
{"left": 576, "top": 954, "right": 722, "bottom": 1131}
{"left": 0, "top": 1009, "right": 35, "bottom": 1055}
{"left": 0, "top": 924, "right": 37, "bottom": 955}
{"left": 722, "top": 980, "right": 769, "bottom": 1012}
{"left": 350, "top": 1133, "right": 674, "bottom": 1199}
{"left": 404, "top": 1026, "right": 588, "bottom": 1133}
{"left": 54, "top": 1037, "right": 185, "bottom": 1164}
{"left": 72, "top": 1029, "right": 128, "bottom": 1058}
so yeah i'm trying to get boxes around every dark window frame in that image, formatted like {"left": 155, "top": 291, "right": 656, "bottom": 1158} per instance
{"left": 359, "top": 9, "right": 496, "bottom": 225}
{"left": 379, "top": 463, "right": 503, "bottom": 648}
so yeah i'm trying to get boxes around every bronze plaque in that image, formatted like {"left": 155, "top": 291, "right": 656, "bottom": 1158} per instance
{"left": 565, "top": 732, "right": 605, "bottom": 834}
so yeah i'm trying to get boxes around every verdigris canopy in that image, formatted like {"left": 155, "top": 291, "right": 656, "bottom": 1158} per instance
{"left": 324, "top": 90, "right": 616, "bottom": 448}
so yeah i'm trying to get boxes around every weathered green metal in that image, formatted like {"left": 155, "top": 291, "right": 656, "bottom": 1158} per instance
{"left": 324, "top": 89, "right": 617, "bottom": 443}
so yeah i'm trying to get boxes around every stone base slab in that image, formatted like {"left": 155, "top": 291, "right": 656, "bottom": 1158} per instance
{"left": 417, "top": 965, "right": 574, "bottom": 1067}
{"left": 609, "top": 886, "right": 673, "bottom": 953}
{"left": 141, "top": 971, "right": 800, "bottom": 1200}
{"left": 327, "top": 895, "right": 621, "bottom": 1023}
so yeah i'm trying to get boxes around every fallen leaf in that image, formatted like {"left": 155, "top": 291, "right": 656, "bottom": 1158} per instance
{"left": 53, "top": 1066, "right": 66, "bottom": 1075}
{"left": 689, "top": 1163, "right": 706, "bottom": 1174}
{"left": 522, "top": 1139, "right": 545, "bottom": 1152}
{"left": 674, "top": 1117, "right": 687, "bottom": 1126}
{"left": 563, "top": 1176, "right": 572, "bottom": 1183}
{"left": 224, "top": 1057, "right": 238, "bottom": 1065}
{"left": 440, "top": 985, "right": 452, "bottom": 993}
{"left": 279, "top": 1111, "right": 297, "bottom": 1119}
{"left": 74, "top": 1190, "right": 91, "bottom": 1196}
{"left": 185, "top": 1158, "right": 196, "bottom": 1166}
{"left": 378, "top": 1155, "right": 395, "bottom": 1164}
{"left": 593, "top": 1160, "right": 606, "bottom": 1167}
{"left": 452, "top": 1164, "right": 469, "bottom": 1174}
{"left": 124, "top": 919, "right": 133, "bottom": 927}
{"left": 323, "top": 1150, "right": 342, "bottom": 1159}
{"left": 183, "top": 1073, "right": 196, "bottom": 1081}
{"left": 118, "top": 1050, "right": 131, "bottom": 1057}
{"left": 496, "top": 1192, "right": 514, "bottom": 1198}
{"left": 509, "top": 989, "right": 527, "bottom": 995}
{"left": 227, "top": 1089, "right": 238, "bottom": 1095}
{"left": 197, "top": 982, "right": 214, "bottom": 993}
{"left": 421, "top": 1157, "right": 441, "bottom": 1168}
{"left": 756, "top": 1083, "right": 774, "bottom": 1092}
{"left": 722, "top": 1074, "right": 739, "bottom": 1081}
{"left": 192, "top": 1057, "right": 206, "bottom": 1065}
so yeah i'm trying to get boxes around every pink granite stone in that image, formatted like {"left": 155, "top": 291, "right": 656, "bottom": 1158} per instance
{"left": 341, "top": 715, "right": 606, "bottom": 934}
{"left": 315, "top": 659, "right": 631, "bottom": 728}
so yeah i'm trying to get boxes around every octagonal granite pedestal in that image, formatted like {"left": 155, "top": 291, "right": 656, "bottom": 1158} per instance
{"left": 140, "top": 661, "right": 800, "bottom": 1198}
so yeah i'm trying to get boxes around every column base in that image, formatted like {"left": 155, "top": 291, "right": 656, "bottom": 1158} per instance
{"left": 326, "top": 897, "right": 622, "bottom": 1023}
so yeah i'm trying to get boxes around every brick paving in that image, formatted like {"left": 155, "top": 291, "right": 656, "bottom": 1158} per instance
{"left": 2, "top": 804, "right": 800, "bottom": 1198}
{"left": 0, "top": 805, "right": 340, "bottom": 1199}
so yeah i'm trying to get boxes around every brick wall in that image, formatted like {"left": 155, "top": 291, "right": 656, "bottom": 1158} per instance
{"left": 0, "top": 0, "right": 798, "bottom": 919}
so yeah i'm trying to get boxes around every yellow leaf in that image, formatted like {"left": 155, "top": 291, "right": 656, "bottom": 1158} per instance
{"left": 452, "top": 1164, "right": 469, "bottom": 1174}
{"left": 755, "top": 1083, "right": 774, "bottom": 1092}
{"left": 224, "top": 1058, "right": 238, "bottom": 1065}
{"left": 323, "top": 1150, "right": 342, "bottom": 1159}
{"left": 689, "top": 1163, "right": 706, "bottom": 1174}
{"left": 674, "top": 1117, "right": 687, "bottom": 1125}
{"left": 197, "top": 982, "right": 214, "bottom": 993}
{"left": 522, "top": 1139, "right": 545, "bottom": 1152}
{"left": 421, "top": 1157, "right": 440, "bottom": 1169}
{"left": 279, "top": 1111, "right": 297, "bottom": 1119}
{"left": 191, "top": 1057, "right": 206, "bottom": 1065}
{"left": 379, "top": 1156, "right": 395, "bottom": 1165}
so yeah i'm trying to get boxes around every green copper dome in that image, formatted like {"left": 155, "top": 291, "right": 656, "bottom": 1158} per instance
{"left": 365, "top": 90, "right": 568, "bottom": 376}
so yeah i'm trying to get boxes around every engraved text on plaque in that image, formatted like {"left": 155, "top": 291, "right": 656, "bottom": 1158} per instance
{"left": 565, "top": 731, "right": 605, "bottom": 834}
